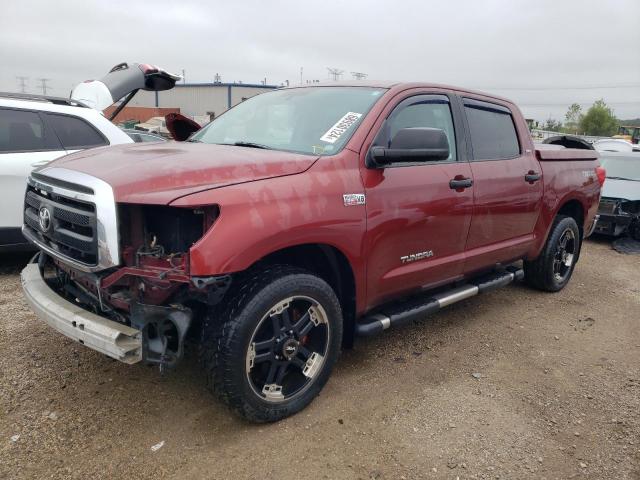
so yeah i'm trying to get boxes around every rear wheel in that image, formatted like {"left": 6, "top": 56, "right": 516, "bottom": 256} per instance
{"left": 201, "top": 266, "right": 342, "bottom": 422}
{"left": 524, "top": 215, "right": 581, "bottom": 292}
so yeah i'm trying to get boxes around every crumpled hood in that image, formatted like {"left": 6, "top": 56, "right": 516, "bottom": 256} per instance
{"left": 602, "top": 178, "right": 640, "bottom": 201}
{"left": 44, "top": 142, "right": 319, "bottom": 204}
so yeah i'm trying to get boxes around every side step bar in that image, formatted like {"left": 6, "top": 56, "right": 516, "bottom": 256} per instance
{"left": 356, "top": 266, "right": 524, "bottom": 337}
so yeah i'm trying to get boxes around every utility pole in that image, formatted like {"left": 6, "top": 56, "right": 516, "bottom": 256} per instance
{"left": 36, "top": 78, "right": 51, "bottom": 95}
{"left": 16, "top": 76, "right": 29, "bottom": 93}
{"left": 327, "top": 67, "right": 344, "bottom": 81}
{"left": 351, "top": 72, "right": 368, "bottom": 80}
{"left": 300, "top": 67, "right": 303, "bottom": 85}
{"left": 181, "top": 69, "right": 186, "bottom": 84}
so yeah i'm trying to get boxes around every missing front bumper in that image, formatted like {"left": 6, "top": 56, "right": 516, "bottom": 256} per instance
{"left": 20, "top": 262, "right": 142, "bottom": 364}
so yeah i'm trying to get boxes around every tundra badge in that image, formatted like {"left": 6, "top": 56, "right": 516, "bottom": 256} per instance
{"left": 400, "top": 250, "right": 434, "bottom": 264}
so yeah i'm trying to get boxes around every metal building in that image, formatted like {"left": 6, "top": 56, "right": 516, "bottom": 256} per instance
{"left": 128, "top": 82, "right": 278, "bottom": 120}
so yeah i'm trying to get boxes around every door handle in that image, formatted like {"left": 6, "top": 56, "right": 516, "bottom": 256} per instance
{"left": 449, "top": 177, "right": 473, "bottom": 190}
{"left": 525, "top": 171, "right": 541, "bottom": 183}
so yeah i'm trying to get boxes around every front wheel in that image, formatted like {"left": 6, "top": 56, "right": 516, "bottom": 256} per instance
{"left": 524, "top": 215, "right": 581, "bottom": 292}
{"left": 201, "top": 266, "right": 343, "bottom": 422}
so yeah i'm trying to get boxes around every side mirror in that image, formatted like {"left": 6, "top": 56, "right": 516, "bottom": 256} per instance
{"left": 369, "top": 127, "right": 450, "bottom": 166}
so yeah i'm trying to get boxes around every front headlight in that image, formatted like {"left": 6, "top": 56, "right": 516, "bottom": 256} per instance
{"left": 118, "top": 204, "right": 219, "bottom": 257}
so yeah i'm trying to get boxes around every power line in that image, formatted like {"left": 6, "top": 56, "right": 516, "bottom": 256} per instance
{"left": 477, "top": 84, "right": 640, "bottom": 91}
{"left": 16, "top": 76, "right": 28, "bottom": 93}
{"left": 327, "top": 67, "right": 344, "bottom": 81}
{"left": 351, "top": 71, "right": 368, "bottom": 80}
{"left": 518, "top": 101, "right": 640, "bottom": 107}
{"left": 36, "top": 78, "right": 51, "bottom": 95}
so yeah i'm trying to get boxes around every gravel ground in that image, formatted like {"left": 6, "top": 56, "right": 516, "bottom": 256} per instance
{"left": 1, "top": 238, "right": 639, "bottom": 480}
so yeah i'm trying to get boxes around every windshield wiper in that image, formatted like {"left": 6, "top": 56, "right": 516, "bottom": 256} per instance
{"left": 186, "top": 138, "right": 201, "bottom": 143}
{"left": 229, "top": 141, "right": 272, "bottom": 150}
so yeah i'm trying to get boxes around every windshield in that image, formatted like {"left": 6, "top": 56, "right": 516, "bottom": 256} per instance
{"left": 600, "top": 156, "right": 640, "bottom": 181}
{"left": 190, "top": 87, "right": 387, "bottom": 155}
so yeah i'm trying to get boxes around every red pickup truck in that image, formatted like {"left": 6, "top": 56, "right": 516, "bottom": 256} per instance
{"left": 21, "top": 82, "right": 604, "bottom": 422}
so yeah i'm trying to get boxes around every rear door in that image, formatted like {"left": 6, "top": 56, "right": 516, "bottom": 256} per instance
{"left": 461, "top": 97, "right": 543, "bottom": 273}
{"left": 0, "top": 107, "right": 66, "bottom": 232}
{"left": 361, "top": 92, "right": 474, "bottom": 308}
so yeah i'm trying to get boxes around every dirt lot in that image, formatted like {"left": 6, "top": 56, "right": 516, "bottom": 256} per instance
{"left": 1, "top": 239, "right": 639, "bottom": 480}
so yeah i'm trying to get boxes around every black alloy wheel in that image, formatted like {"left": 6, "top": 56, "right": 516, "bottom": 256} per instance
{"left": 524, "top": 215, "right": 581, "bottom": 292}
{"left": 246, "top": 296, "right": 330, "bottom": 402}
{"left": 552, "top": 228, "right": 576, "bottom": 283}
{"left": 201, "top": 265, "right": 343, "bottom": 422}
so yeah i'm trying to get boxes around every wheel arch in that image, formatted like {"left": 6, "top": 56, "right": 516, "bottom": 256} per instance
{"left": 530, "top": 195, "right": 588, "bottom": 261}
{"left": 531, "top": 196, "right": 586, "bottom": 261}
{"left": 556, "top": 199, "right": 585, "bottom": 239}
{"left": 249, "top": 243, "right": 358, "bottom": 348}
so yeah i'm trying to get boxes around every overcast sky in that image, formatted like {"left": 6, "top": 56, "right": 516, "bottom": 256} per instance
{"left": 1, "top": 0, "right": 638, "bottom": 121}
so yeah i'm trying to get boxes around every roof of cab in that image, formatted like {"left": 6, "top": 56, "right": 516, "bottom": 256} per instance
{"left": 285, "top": 81, "right": 515, "bottom": 105}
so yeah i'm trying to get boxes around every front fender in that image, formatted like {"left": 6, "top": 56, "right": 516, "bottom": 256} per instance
{"left": 170, "top": 153, "right": 367, "bottom": 306}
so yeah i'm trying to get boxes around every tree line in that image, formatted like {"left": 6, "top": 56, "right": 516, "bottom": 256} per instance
{"left": 540, "top": 99, "right": 624, "bottom": 136}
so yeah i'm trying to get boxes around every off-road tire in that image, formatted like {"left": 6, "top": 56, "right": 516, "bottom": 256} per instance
{"left": 524, "top": 215, "right": 581, "bottom": 292}
{"left": 200, "top": 265, "right": 343, "bottom": 422}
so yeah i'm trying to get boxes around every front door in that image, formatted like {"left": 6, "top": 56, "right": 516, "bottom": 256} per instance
{"left": 361, "top": 93, "right": 474, "bottom": 309}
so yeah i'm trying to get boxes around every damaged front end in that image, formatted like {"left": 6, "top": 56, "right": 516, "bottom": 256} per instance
{"left": 33, "top": 202, "right": 229, "bottom": 371}
{"left": 595, "top": 197, "right": 640, "bottom": 239}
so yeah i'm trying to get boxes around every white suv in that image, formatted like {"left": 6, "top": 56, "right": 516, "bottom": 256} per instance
{"left": 0, "top": 62, "right": 180, "bottom": 250}
{"left": 0, "top": 94, "right": 133, "bottom": 250}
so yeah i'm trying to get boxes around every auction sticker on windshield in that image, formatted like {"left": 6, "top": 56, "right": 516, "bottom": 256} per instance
{"left": 320, "top": 112, "right": 363, "bottom": 144}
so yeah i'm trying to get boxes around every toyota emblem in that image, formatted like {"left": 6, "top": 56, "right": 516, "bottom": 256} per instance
{"left": 38, "top": 206, "right": 51, "bottom": 232}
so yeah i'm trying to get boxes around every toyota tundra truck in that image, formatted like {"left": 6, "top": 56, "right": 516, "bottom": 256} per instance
{"left": 20, "top": 81, "right": 605, "bottom": 422}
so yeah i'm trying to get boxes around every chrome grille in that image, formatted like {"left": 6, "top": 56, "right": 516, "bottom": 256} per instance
{"left": 23, "top": 184, "right": 98, "bottom": 265}
{"left": 22, "top": 168, "right": 120, "bottom": 272}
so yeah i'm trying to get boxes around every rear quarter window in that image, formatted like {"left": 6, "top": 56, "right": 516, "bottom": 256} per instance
{"left": 0, "top": 108, "right": 62, "bottom": 153}
{"left": 464, "top": 101, "right": 520, "bottom": 160}
{"left": 45, "top": 113, "right": 108, "bottom": 149}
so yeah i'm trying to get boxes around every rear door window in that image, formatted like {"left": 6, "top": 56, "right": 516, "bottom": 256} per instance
{"left": 463, "top": 99, "right": 520, "bottom": 160}
{"left": 0, "top": 108, "right": 62, "bottom": 153}
{"left": 45, "top": 113, "right": 108, "bottom": 149}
